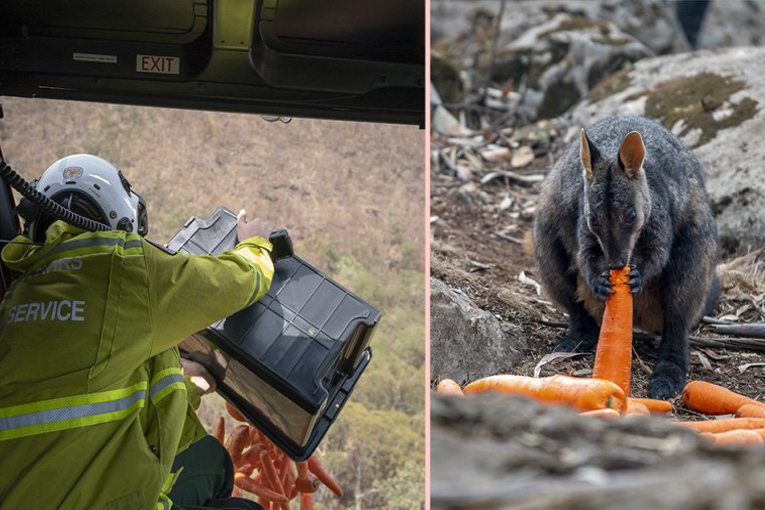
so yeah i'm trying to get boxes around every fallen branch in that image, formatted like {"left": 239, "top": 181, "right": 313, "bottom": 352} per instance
{"left": 537, "top": 320, "right": 765, "bottom": 353}
{"left": 711, "top": 323, "right": 765, "bottom": 339}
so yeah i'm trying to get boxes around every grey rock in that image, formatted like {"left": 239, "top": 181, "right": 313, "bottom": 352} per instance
{"left": 494, "top": 13, "right": 652, "bottom": 120}
{"left": 432, "top": 0, "right": 689, "bottom": 55}
{"left": 696, "top": 0, "right": 765, "bottom": 49}
{"left": 570, "top": 47, "right": 765, "bottom": 252}
{"left": 432, "top": 394, "right": 765, "bottom": 510}
{"left": 430, "top": 277, "right": 527, "bottom": 382}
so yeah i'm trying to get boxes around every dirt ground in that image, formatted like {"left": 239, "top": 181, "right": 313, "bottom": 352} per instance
{"left": 431, "top": 131, "right": 765, "bottom": 418}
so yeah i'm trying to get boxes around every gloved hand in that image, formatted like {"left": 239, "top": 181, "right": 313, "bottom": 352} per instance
{"left": 181, "top": 358, "right": 218, "bottom": 396}
{"left": 237, "top": 209, "right": 271, "bottom": 242}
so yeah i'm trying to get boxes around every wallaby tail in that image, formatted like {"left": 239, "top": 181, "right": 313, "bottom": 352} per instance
{"left": 703, "top": 273, "right": 721, "bottom": 318}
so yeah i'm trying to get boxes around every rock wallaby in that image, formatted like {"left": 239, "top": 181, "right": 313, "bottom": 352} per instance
{"left": 534, "top": 115, "right": 719, "bottom": 399}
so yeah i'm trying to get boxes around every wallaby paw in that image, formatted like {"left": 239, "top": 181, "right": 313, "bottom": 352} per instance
{"left": 554, "top": 336, "right": 596, "bottom": 353}
{"left": 628, "top": 263, "right": 644, "bottom": 295}
{"left": 589, "top": 271, "right": 615, "bottom": 301}
{"left": 648, "top": 363, "right": 686, "bottom": 400}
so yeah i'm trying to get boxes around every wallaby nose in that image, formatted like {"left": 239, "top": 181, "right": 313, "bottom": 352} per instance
{"left": 609, "top": 262, "right": 627, "bottom": 270}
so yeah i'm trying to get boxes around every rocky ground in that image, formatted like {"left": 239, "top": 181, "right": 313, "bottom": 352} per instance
{"left": 431, "top": 1, "right": 765, "bottom": 507}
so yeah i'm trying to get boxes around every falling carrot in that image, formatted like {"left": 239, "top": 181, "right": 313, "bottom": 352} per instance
{"left": 682, "top": 381, "right": 764, "bottom": 415}
{"left": 674, "top": 418, "right": 765, "bottom": 433}
{"left": 592, "top": 266, "right": 633, "bottom": 396}
{"left": 736, "top": 404, "right": 765, "bottom": 419}
{"left": 260, "top": 450, "right": 287, "bottom": 497}
{"left": 307, "top": 455, "right": 344, "bottom": 497}
{"left": 436, "top": 379, "right": 464, "bottom": 396}
{"left": 463, "top": 374, "right": 626, "bottom": 413}
{"left": 628, "top": 397, "right": 672, "bottom": 415}
{"left": 225, "top": 425, "right": 251, "bottom": 464}
{"left": 580, "top": 409, "right": 620, "bottom": 419}
{"left": 226, "top": 402, "right": 247, "bottom": 422}
{"left": 214, "top": 416, "right": 226, "bottom": 444}
{"left": 234, "top": 473, "right": 288, "bottom": 503}
{"left": 624, "top": 400, "right": 650, "bottom": 416}
{"left": 300, "top": 492, "right": 314, "bottom": 510}
{"left": 704, "top": 429, "right": 765, "bottom": 446}
{"left": 295, "top": 475, "right": 320, "bottom": 493}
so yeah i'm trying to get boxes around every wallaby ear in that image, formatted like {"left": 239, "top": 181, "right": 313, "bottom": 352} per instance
{"left": 618, "top": 131, "right": 645, "bottom": 179}
{"left": 580, "top": 128, "right": 594, "bottom": 183}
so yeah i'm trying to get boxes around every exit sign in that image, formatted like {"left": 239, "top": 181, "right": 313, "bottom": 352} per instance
{"left": 136, "top": 55, "right": 180, "bottom": 75}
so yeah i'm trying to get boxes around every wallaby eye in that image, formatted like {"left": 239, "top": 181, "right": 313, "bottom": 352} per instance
{"left": 624, "top": 209, "right": 637, "bottom": 224}
{"left": 589, "top": 213, "right": 599, "bottom": 228}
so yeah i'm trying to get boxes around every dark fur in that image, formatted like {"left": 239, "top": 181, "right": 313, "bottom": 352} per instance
{"left": 533, "top": 115, "right": 719, "bottom": 399}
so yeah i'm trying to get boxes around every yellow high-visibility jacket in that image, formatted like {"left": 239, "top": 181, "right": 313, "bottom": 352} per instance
{"left": 0, "top": 221, "right": 274, "bottom": 510}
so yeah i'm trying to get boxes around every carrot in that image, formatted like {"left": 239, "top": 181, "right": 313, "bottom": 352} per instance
{"left": 225, "top": 425, "right": 251, "bottom": 464}
{"left": 624, "top": 400, "right": 650, "bottom": 416}
{"left": 283, "top": 473, "right": 297, "bottom": 500}
{"left": 226, "top": 402, "right": 247, "bottom": 422}
{"left": 237, "top": 463, "right": 255, "bottom": 476}
{"left": 436, "top": 379, "right": 464, "bottom": 396}
{"left": 260, "top": 450, "right": 287, "bottom": 497}
{"left": 295, "top": 475, "right": 320, "bottom": 493}
{"left": 213, "top": 416, "right": 226, "bottom": 444}
{"left": 628, "top": 397, "right": 672, "bottom": 415}
{"left": 463, "top": 374, "right": 626, "bottom": 413}
{"left": 580, "top": 409, "right": 620, "bottom": 419}
{"left": 736, "top": 404, "right": 765, "bottom": 419}
{"left": 704, "top": 429, "right": 765, "bottom": 445}
{"left": 232, "top": 486, "right": 244, "bottom": 498}
{"left": 300, "top": 492, "right": 314, "bottom": 510}
{"left": 307, "top": 455, "right": 344, "bottom": 497}
{"left": 682, "top": 381, "right": 764, "bottom": 415}
{"left": 592, "top": 266, "right": 633, "bottom": 396}
{"left": 674, "top": 417, "right": 765, "bottom": 433}
{"left": 296, "top": 461, "right": 309, "bottom": 481}
{"left": 234, "top": 472, "right": 288, "bottom": 503}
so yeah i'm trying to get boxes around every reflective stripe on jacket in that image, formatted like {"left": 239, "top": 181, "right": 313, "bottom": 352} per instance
{"left": 0, "top": 220, "right": 273, "bottom": 510}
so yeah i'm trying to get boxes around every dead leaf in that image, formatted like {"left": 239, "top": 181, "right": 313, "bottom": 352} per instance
{"left": 738, "top": 362, "right": 765, "bottom": 374}
{"left": 519, "top": 271, "right": 542, "bottom": 295}
{"left": 692, "top": 351, "right": 712, "bottom": 370}
{"left": 511, "top": 146, "right": 535, "bottom": 168}
{"left": 534, "top": 352, "right": 586, "bottom": 378}
{"left": 480, "top": 146, "right": 511, "bottom": 163}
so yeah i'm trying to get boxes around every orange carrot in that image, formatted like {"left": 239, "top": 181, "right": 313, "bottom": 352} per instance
{"left": 214, "top": 416, "right": 226, "bottom": 444}
{"left": 260, "top": 450, "right": 287, "bottom": 497}
{"left": 237, "top": 463, "right": 255, "bottom": 476}
{"left": 296, "top": 461, "right": 308, "bottom": 481}
{"left": 283, "top": 473, "right": 297, "bottom": 500}
{"left": 592, "top": 266, "right": 633, "bottom": 396}
{"left": 307, "top": 455, "right": 344, "bottom": 497}
{"left": 682, "top": 381, "right": 763, "bottom": 415}
{"left": 436, "top": 379, "right": 464, "bottom": 396}
{"left": 300, "top": 492, "right": 314, "bottom": 510}
{"left": 736, "top": 404, "right": 765, "bottom": 419}
{"left": 234, "top": 472, "right": 288, "bottom": 503}
{"left": 704, "top": 429, "right": 765, "bottom": 445}
{"left": 675, "top": 417, "right": 765, "bottom": 433}
{"left": 628, "top": 397, "right": 672, "bottom": 415}
{"left": 225, "top": 425, "right": 251, "bottom": 464}
{"left": 226, "top": 402, "right": 247, "bottom": 422}
{"left": 463, "top": 374, "right": 626, "bottom": 413}
{"left": 580, "top": 409, "right": 620, "bottom": 419}
{"left": 295, "top": 475, "right": 320, "bottom": 493}
{"left": 232, "top": 486, "right": 244, "bottom": 498}
{"left": 625, "top": 400, "right": 650, "bottom": 416}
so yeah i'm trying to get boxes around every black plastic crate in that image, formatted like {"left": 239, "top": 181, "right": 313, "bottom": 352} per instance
{"left": 167, "top": 207, "right": 380, "bottom": 460}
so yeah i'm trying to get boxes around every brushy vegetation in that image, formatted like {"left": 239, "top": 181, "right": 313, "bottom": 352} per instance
{"left": 2, "top": 97, "right": 425, "bottom": 510}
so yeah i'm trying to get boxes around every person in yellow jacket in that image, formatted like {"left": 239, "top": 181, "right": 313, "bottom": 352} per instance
{"left": 0, "top": 154, "right": 272, "bottom": 510}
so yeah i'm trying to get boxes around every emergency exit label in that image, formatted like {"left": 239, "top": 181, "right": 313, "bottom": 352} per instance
{"left": 136, "top": 55, "right": 180, "bottom": 75}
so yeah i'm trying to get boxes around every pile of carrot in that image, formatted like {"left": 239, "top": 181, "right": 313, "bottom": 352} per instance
{"left": 434, "top": 267, "right": 765, "bottom": 444}
{"left": 216, "top": 402, "right": 343, "bottom": 509}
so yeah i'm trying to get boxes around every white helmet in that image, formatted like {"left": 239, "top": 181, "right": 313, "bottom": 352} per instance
{"left": 24, "top": 154, "right": 148, "bottom": 241}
